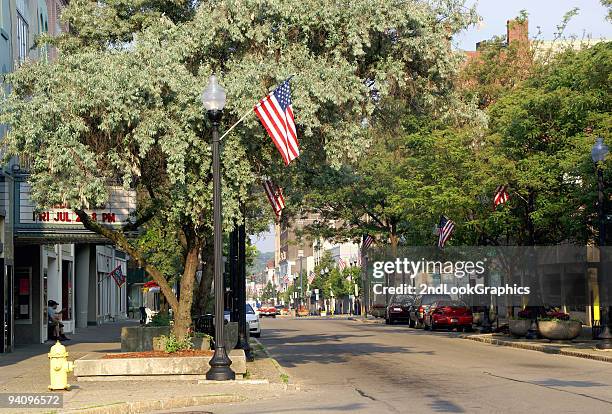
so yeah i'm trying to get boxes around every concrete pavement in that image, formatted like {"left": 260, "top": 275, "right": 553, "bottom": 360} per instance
{"left": 193, "top": 317, "right": 612, "bottom": 414}
{"left": 0, "top": 321, "right": 287, "bottom": 414}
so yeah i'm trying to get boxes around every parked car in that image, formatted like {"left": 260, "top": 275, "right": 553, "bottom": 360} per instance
{"left": 385, "top": 294, "right": 415, "bottom": 324}
{"left": 370, "top": 303, "right": 387, "bottom": 318}
{"left": 409, "top": 294, "right": 452, "bottom": 328}
{"left": 259, "top": 303, "right": 277, "bottom": 317}
{"left": 246, "top": 303, "right": 261, "bottom": 337}
{"left": 424, "top": 300, "right": 473, "bottom": 332}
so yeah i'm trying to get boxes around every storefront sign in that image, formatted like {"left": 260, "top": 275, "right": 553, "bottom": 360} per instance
{"left": 18, "top": 183, "right": 135, "bottom": 227}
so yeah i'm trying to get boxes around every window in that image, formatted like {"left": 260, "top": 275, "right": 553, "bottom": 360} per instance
{"left": 14, "top": 268, "right": 32, "bottom": 323}
{"left": 16, "top": 12, "right": 28, "bottom": 64}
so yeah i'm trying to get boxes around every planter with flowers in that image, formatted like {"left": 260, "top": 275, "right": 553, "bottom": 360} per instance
{"left": 509, "top": 317, "right": 532, "bottom": 337}
{"left": 538, "top": 318, "right": 582, "bottom": 341}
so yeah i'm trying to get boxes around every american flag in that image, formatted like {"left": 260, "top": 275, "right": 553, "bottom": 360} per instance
{"left": 438, "top": 216, "right": 455, "bottom": 249}
{"left": 263, "top": 179, "right": 285, "bottom": 218}
{"left": 307, "top": 272, "right": 315, "bottom": 284}
{"left": 338, "top": 258, "right": 347, "bottom": 271}
{"left": 109, "top": 265, "right": 126, "bottom": 287}
{"left": 494, "top": 185, "right": 510, "bottom": 207}
{"left": 254, "top": 78, "right": 299, "bottom": 165}
{"left": 362, "top": 234, "right": 374, "bottom": 250}
{"left": 282, "top": 274, "right": 289, "bottom": 284}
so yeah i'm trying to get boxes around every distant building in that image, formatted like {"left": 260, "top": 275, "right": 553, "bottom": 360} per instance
{"left": 464, "top": 18, "right": 607, "bottom": 62}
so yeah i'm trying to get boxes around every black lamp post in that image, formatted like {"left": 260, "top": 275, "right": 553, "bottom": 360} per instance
{"left": 592, "top": 137, "right": 612, "bottom": 350}
{"left": 202, "top": 75, "right": 235, "bottom": 380}
{"left": 298, "top": 250, "right": 304, "bottom": 313}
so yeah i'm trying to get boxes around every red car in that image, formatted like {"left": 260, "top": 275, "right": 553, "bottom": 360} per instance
{"left": 424, "top": 300, "right": 473, "bottom": 332}
{"left": 258, "top": 304, "right": 277, "bottom": 318}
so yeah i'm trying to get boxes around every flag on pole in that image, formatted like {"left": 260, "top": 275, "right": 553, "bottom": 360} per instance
{"left": 254, "top": 78, "right": 299, "bottom": 165}
{"left": 338, "top": 258, "right": 347, "bottom": 271}
{"left": 493, "top": 185, "right": 510, "bottom": 207}
{"left": 307, "top": 271, "right": 315, "bottom": 284}
{"left": 438, "top": 216, "right": 455, "bottom": 249}
{"left": 109, "top": 265, "right": 126, "bottom": 287}
{"left": 362, "top": 234, "right": 374, "bottom": 250}
{"left": 263, "top": 179, "right": 286, "bottom": 218}
{"left": 283, "top": 274, "right": 289, "bottom": 284}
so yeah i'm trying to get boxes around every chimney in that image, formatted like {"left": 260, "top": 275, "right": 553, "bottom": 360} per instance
{"left": 507, "top": 19, "right": 528, "bottom": 45}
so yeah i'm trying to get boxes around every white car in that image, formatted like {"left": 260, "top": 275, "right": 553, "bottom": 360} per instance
{"left": 219, "top": 306, "right": 260, "bottom": 338}
{"left": 246, "top": 303, "right": 261, "bottom": 338}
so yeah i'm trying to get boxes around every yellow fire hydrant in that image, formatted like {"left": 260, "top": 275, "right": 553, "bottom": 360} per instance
{"left": 48, "top": 340, "right": 74, "bottom": 391}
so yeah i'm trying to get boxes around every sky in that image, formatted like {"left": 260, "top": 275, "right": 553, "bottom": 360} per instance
{"left": 454, "top": 0, "right": 611, "bottom": 50}
{"left": 251, "top": 1, "right": 610, "bottom": 254}
{"left": 250, "top": 223, "right": 275, "bottom": 253}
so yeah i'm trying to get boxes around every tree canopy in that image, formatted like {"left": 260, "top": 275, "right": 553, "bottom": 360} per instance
{"left": 0, "top": 0, "right": 477, "bottom": 336}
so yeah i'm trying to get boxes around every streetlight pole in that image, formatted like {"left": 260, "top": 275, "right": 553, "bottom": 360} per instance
{"left": 237, "top": 221, "right": 254, "bottom": 361}
{"left": 298, "top": 250, "right": 304, "bottom": 314}
{"left": 202, "top": 75, "right": 235, "bottom": 380}
{"left": 592, "top": 137, "right": 612, "bottom": 350}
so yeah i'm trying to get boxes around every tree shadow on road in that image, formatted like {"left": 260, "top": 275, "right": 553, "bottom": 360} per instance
{"left": 260, "top": 331, "right": 435, "bottom": 367}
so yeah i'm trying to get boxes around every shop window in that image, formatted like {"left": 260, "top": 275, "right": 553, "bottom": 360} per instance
{"left": 16, "top": 12, "right": 28, "bottom": 64}
{"left": 14, "top": 268, "right": 31, "bottom": 323}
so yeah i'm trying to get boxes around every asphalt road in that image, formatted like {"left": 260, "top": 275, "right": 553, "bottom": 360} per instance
{"left": 179, "top": 317, "right": 612, "bottom": 414}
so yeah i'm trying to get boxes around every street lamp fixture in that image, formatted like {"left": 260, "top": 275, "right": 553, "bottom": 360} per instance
{"left": 202, "top": 75, "right": 235, "bottom": 380}
{"left": 592, "top": 137, "right": 612, "bottom": 350}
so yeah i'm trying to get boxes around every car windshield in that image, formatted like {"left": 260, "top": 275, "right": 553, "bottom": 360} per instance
{"left": 421, "top": 295, "right": 452, "bottom": 305}
{"left": 391, "top": 295, "right": 413, "bottom": 304}
{"left": 246, "top": 304, "right": 255, "bottom": 314}
{"left": 436, "top": 300, "right": 467, "bottom": 308}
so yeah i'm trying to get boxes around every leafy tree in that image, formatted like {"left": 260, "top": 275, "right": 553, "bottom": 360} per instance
{"left": 1, "top": 0, "right": 477, "bottom": 336}
{"left": 260, "top": 281, "right": 276, "bottom": 303}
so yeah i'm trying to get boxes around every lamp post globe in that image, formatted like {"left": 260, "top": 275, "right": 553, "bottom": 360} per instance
{"left": 203, "top": 75, "right": 235, "bottom": 380}
{"left": 592, "top": 137, "right": 612, "bottom": 350}
{"left": 201, "top": 75, "right": 227, "bottom": 112}
{"left": 591, "top": 137, "right": 609, "bottom": 163}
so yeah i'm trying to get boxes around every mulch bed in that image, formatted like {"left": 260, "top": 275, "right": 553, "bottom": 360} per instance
{"left": 103, "top": 350, "right": 214, "bottom": 359}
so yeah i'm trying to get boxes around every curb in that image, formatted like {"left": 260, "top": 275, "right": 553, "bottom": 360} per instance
{"left": 60, "top": 394, "right": 245, "bottom": 414}
{"left": 251, "top": 338, "right": 294, "bottom": 389}
{"left": 348, "top": 317, "right": 384, "bottom": 324}
{"left": 461, "top": 334, "right": 612, "bottom": 363}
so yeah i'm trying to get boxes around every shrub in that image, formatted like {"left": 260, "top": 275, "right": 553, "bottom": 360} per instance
{"left": 159, "top": 333, "right": 192, "bottom": 353}
{"left": 149, "top": 312, "right": 171, "bottom": 326}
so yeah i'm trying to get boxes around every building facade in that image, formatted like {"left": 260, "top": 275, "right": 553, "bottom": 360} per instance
{"left": 0, "top": 0, "right": 134, "bottom": 353}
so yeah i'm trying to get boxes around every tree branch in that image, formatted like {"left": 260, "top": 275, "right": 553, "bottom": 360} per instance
{"left": 74, "top": 209, "right": 179, "bottom": 311}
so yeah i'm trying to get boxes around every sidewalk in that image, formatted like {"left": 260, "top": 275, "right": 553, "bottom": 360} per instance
{"left": 460, "top": 333, "right": 612, "bottom": 363}
{"left": 0, "top": 320, "right": 296, "bottom": 414}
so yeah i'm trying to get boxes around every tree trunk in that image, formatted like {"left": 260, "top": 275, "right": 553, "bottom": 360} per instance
{"left": 74, "top": 209, "right": 179, "bottom": 312}
{"left": 195, "top": 241, "right": 214, "bottom": 314}
{"left": 389, "top": 228, "right": 399, "bottom": 289}
{"left": 173, "top": 239, "right": 202, "bottom": 338}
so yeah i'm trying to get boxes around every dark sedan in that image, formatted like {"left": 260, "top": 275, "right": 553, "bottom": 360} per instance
{"left": 424, "top": 300, "right": 473, "bottom": 332}
{"left": 385, "top": 295, "right": 415, "bottom": 324}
